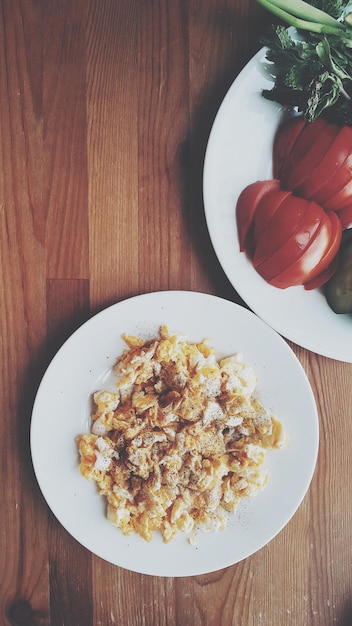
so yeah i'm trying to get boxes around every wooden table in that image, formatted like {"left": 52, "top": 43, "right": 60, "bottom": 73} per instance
{"left": 1, "top": 1, "right": 352, "bottom": 624}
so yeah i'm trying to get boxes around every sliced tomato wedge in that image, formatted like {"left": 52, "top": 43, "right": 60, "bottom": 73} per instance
{"left": 296, "top": 125, "right": 352, "bottom": 201}
{"left": 311, "top": 153, "right": 352, "bottom": 207}
{"left": 282, "top": 123, "right": 338, "bottom": 191}
{"left": 280, "top": 117, "right": 328, "bottom": 181}
{"left": 265, "top": 211, "right": 332, "bottom": 288}
{"left": 253, "top": 189, "right": 292, "bottom": 248}
{"left": 335, "top": 205, "right": 352, "bottom": 229}
{"left": 254, "top": 200, "right": 323, "bottom": 281}
{"left": 302, "top": 210, "right": 341, "bottom": 283}
{"left": 284, "top": 117, "right": 329, "bottom": 161}
{"left": 236, "top": 179, "right": 280, "bottom": 252}
{"left": 273, "top": 116, "right": 305, "bottom": 178}
{"left": 237, "top": 117, "right": 350, "bottom": 293}
{"left": 253, "top": 194, "right": 311, "bottom": 268}
{"left": 304, "top": 255, "right": 339, "bottom": 290}
{"left": 324, "top": 179, "right": 352, "bottom": 211}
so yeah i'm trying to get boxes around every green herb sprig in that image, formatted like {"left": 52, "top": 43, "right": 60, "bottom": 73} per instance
{"left": 257, "top": 0, "right": 352, "bottom": 124}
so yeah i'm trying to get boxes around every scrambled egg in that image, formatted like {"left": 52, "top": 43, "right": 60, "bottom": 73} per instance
{"left": 76, "top": 326, "right": 285, "bottom": 543}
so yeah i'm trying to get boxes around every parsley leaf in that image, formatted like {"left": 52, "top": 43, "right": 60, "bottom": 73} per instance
{"left": 261, "top": 25, "right": 352, "bottom": 125}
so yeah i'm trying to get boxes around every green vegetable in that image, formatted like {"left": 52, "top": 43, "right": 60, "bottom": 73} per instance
{"left": 257, "top": 0, "right": 352, "bottom": 124}
{"left": 310, "top": 1, "right": 349, "bottom": 20}
{"left": 325, "top": 230, "right": 352, "bottom": 313}
{"left": 257, "top": 0, "right": 347, "bottom": 34}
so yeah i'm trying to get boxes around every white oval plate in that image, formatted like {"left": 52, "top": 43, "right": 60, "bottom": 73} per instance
{"left": 31, "top": 291, "right": 318, "bottom": 577}
{"left": 203, "top": 47, "right": 352, "bottom": 362}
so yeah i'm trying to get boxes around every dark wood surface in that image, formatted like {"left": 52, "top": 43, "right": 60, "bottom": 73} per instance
{"left": 1, "top": 1, "right": 352, "bottom": 624}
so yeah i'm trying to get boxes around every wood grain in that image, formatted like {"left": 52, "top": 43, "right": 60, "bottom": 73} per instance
{"left": 0, "top": 1, "right": 48, "bottom": 624}
{"left": 1, "top": 1, "right": 352, "bottom": 625}
{"left": 86, "top": 1, "right": 140, "bottom": 310}
{"left": 44, "top": 0, "right": 89, "bottom": 280}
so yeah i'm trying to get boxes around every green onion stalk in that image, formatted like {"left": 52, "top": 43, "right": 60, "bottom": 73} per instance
{"left": 256, "top": 0, "right": 352, "bottom": 38}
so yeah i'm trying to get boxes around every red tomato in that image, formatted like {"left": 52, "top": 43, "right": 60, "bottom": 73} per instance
{"left": 254, "top": 199, "right": 323, "bottom": 281}
{"left": 266, "top": 211, "right": 333, "bottom": 288}
{"left": 311, "top": 153, "right": 352, "bottom": 207}
{"left": 273, "top": 118, "right": 352, "bottom": 214}
{"left": 303, "top": 256, "right": 339, "bottom": 290}
{"left": 273, "top": 116, "right": 305, "bottom": 178}
{"left": 253, "top": 194, "right": 312, "bottom": 269}
{"left": 335, "top": 205, "right": 352, "bottom": 229}
{"left": 274, "top": 117, "right": 328, "bottom": 180}
{"left": 297, "top": 125, "right": 352, "bottom": 202}
{"left": 236, "top": 179, "right": 280, "bottom": 252}
{"left": 304, "top": 212, "right": 342, "bottom": 289}
{"left": 253, "top": 189, "right": 292, "bottom": 249}
{"left": 286, "top": 117, "right": 329, "bottom": 156}
{"left": 324, "top": 179, "right": 352, "bottom": 211}
{"left": 302, "top": 210, "right": 341, "bottom": 281}
{"left": 282, "top": 123, "right": 337, "bottom": 191}
{"left": 235, "top": 113, "right": 351, "bottom": 294}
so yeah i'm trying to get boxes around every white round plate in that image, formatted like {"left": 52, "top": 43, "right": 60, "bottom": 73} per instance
{"left": 203, "top": 47, "right": 352, "bottom": 362}
{"left": 31, "top": 291, "right": 318, "bottom": 577}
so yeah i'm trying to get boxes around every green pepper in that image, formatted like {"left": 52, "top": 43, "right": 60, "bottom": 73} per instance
{"left": 325, "top": 229, "right": 352, "bottom": 314}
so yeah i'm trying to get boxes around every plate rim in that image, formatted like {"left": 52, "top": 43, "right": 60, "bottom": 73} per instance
{"left": 30, "top": 290, "right": 319, "bottom": 576}
{"left": 203, "top": 47, "right": 352, "bottom": 363}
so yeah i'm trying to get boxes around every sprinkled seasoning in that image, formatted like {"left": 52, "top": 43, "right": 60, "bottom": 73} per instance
{"left": 76, "top": 326, "right": 286, "bottom": 543}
